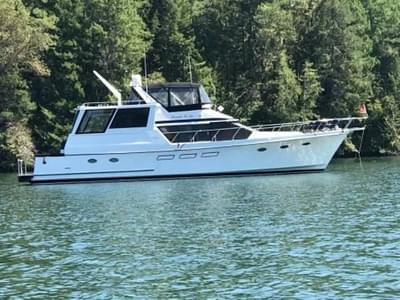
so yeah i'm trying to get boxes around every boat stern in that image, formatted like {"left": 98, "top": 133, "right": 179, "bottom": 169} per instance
{"left": 17, "top": 159, "right": 33, "bottom": 183}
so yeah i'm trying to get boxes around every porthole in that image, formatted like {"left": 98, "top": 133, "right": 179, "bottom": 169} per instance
{"left": 257, "top": 147, "right": 267, "bottom": 152}
{"left": 201, "top": 152, "right": 219, "bottom": 158}
{"left": 302, "top": 142, "right": 311, "bottom": 146}
{"left": 88, "top": 158, "right": 97, "bottom": 163}
{"left": 280, "top": 145, "right": 289, "bottom": 149}
{"left": 109, "top": 158, "right": 119, "bottom": 163}
{"left": 179, "top": 153, "right": 197, "bottom": 159}
{"left": 157, "top": 154, "right": 175, "bottom": 161}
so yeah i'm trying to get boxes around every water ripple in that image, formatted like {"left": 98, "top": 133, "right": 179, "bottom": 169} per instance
{"left": 1, "top": 158, "right": 400, "bottom": 298}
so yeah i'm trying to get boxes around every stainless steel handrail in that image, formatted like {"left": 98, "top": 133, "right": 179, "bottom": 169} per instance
{"left": 162, "top": 117, "right": 366, "bottom": 144}
{"left": 17, "top": 159, "right": 28, "bottom": 176}
{"left": 81, "top": 100, "right": 145, "bottom": 107}
{"left": 251, "top": 117, "right": 366, "bottom": 132}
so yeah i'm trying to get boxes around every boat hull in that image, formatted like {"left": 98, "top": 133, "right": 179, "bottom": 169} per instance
{"left": 27, "top": 132, "right": 347, "bottom": 184}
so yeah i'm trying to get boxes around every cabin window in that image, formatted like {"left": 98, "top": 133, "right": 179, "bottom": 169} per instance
{"left": 170, "top": 87, "right": 200, "bottom": 107}
{"left": 147, "top": 84, "right": 208, "bottom": 112}
{"left": 76, "top": 109, "right": 115, "bottom": 134}
{"left": 158, "top": 122, "right": 252, "bottom": 143}
{"left": 69, "top": 110, "right": 80, "bottom": 133}
{"left": 149, "top": 87, "right": 169, "bottom": 107}
{"left": 199, "top": 86, "right": 211, "bottom": 104}
{"left": 110, "top": 108, "right": 150, "bottom": 128}
{"left": 127, "top": 89, "right": 146, "bottom": 104}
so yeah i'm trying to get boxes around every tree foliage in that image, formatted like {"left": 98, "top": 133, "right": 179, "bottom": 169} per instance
{"left": 1, "top": 0, "right": 400, "bottom": 170}
{"left": 0, "top": 0, "right": 55, "bottom": 170}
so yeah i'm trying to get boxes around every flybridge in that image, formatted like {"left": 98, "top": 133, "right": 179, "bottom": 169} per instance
{"left": 93, "top": 71, "right": 213, "bottom": 112}
{"left": 141, "top": 82, "right": 212, "bottom": 112}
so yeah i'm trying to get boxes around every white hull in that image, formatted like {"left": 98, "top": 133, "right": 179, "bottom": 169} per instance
{"left": 29, "top": 132, "right": 347, "bottom": 183}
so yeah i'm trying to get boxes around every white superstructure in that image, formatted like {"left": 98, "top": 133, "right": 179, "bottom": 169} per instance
{"left": 18, "top": 73, "right": 366, "bottom": 184}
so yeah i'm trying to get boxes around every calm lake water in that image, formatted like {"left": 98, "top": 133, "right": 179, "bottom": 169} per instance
{"left": 1, "top": 158, "right": 399, "bottom": 299}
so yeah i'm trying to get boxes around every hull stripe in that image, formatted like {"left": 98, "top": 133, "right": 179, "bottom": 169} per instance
{"left": 33, "top": 168, "right": 155, "bottom": 177}
{"left": 28, "top": 168, "right": 325, "bottom": 184}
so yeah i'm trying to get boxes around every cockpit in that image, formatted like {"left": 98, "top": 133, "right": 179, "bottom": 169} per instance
{"left": 129, "top": 83, "right": 212, "bottom": 112}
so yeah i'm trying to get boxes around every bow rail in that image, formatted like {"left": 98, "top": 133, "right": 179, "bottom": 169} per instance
{"left": 251, "top": 117, "right": 367, "bottom": 132}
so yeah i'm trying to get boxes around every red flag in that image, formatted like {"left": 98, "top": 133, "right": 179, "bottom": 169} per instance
{"left": 359, "top": 103, "right": 367, "bottom": 115}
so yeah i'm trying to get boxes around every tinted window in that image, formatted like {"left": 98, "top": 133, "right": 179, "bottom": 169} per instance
{"left": 76, "top": 109, "right": 115, "bottom": 134}
{"left": 110, "top": 108, "right": 150, "bottom": 128}
{"left": 69, "top": 110, "right": 80, "bottom": 133}
{"left": 199, "top": 86, "right": 211, "bottom": 104}
{"left": 149, "top": 87, "right": 168, "bottom": 107}
{"left": 126, "top": 89, "right": 146, "bottom": 105}
{"left": 159, "top": 122, "right": 251, "bottom": 142}
{"left": 170, "top": 87, "right": 199, "bottom": 106}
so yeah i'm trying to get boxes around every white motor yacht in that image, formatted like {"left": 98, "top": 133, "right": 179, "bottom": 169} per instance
{"left": 17, "top": 73, "right": 366, "bottom": 184}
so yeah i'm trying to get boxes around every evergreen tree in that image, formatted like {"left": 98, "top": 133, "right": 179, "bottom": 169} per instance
{"left": 25, "top": 0, "right": 149, "bottom": 153}
{"left": 143, "top": 0, "right": 215, "bottom": 91}
{"left": 363, "top": 0, "right": 400, "bottom": 153}
{"left": 307, "top": 0, "right": 375, "bottom": 117}
{"left": 299, "top": 61, "right": 320, "bottom": 120}
{"left": 252, "top": 1, "right": 298, "bottom": 123}
{"left": 272, "top": 51, "right": 302, "bottom": 122}
{"left": 0, "top": 0, "right": 55, "bottom": 169}
{"left": 194, "top": 0, "right": 263, "bottom": 120}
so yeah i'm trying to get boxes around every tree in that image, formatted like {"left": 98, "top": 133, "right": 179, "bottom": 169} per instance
{"left": 299, "top": 61, "right": 320, "bottom": 120}
{"left": 307, "top": 0, "right": 375, "bottom": 117}
{"left": 362, "top": 0, "right": 400, "bottom": 153}
{"left": 143, "top": 0, "right": 215, "bottom": 94}
{"left": 25, "top": 0, "right": 149, "bottom": 153}
{"left": 0, "top": 0, "right": 55, "bottom": 169}
{"left": 193, "top": 0, "right": 264, "bottom": 121}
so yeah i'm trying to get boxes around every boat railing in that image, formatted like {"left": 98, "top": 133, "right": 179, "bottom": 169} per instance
{"left": 250, "top": 117, "right": 366, "bottom": 132}
{"left": 16, "top": 159, "right": 33, "bottom": 182}
{"left": 17, "top": 159, "right": 28, "bottom": 176}
{"left": 163, "top": 117, "right": 366, "bottom": 143}
{"left": 81, "top": 100, "right": 146, "bottom": 107}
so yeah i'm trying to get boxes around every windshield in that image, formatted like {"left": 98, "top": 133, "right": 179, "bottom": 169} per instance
{"left": 199, "top": 86, "right": 211, "bottom": 104}
{"left": 170, "top": 87, "right": 199, "bottom": 107}
{"left": 148, "top": 87, "right": 169, "bottom": 107}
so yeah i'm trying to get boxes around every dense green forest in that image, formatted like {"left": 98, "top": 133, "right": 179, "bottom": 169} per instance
{"left": 1, "top": 0, "right": 400, "bottom": 170}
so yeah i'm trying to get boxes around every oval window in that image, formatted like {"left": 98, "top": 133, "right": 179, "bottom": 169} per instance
{"left": 257, "top": 147, "right": 267, "bottom": 152}
{"left": 179, "top": 153, "right": 197, "bottom": 159}
{"left": 157, "top": 154, "right": 175, "bottom": 161}
{"left": 88, "top": 158, "right": 97, "bottom": 163}
{"left": 302, "top": 142, "right": 311, "bottom": 146}
{"left": 280, "top": 145, "right": 289, "bottom": 149}
{"left": 201, "top": 152, "right": 219, "bottom": 158}
{"left": 109, "top": 158, "right": 119, "bottom": 163}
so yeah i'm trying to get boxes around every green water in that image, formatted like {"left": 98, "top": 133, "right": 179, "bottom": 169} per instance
{"left": 0, "top": 158, "right": 399, "bottom": 299}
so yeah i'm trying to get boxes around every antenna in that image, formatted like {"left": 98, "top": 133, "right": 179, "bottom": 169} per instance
{"left": 188, "top": 52, "right": 193, "bottom": 83}
{"left": 93, "top": 70, "right": 122, "bottom": 105}
{"left": 144, "top": 50, "right": 148, "bottom": 92}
